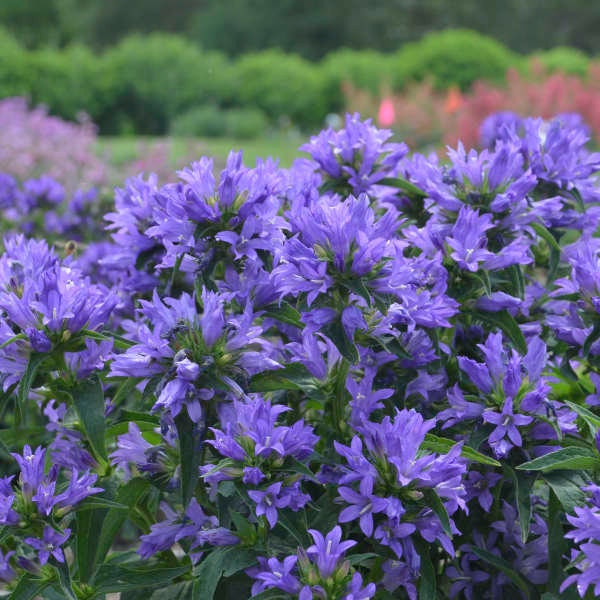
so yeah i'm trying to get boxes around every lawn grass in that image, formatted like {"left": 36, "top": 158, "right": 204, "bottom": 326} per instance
{"left": 96, "top": 132, "right": 307, "bottom": 172}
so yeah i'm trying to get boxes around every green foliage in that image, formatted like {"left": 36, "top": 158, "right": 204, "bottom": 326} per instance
{"left": 169, "top": 105, "right": 227, "bottom": 138}
{"left": 0, "top": 27, "right": 31, "bottom": 99}
{"left": 170, "top": 105, "right": 269, "bottom": 139}
{"left": 231, "top": 49, "right": 328, "bottom": 129}
{"left": 27, "top": 45, "right": 108, "bottom": 122}
{"left": 100, "top": 34, "right": 231, "bottom": 134}
{"left": 392, "top": 29, "right": 521, "bottom": 90}
{"left": 320, "top": 48, "right": 395, "bottom": 112}
{"left": 532, "top": 46, "right": 591, "bottom": 76}
{"left": 223, "top": 107, "right": 269, "bottom": 139}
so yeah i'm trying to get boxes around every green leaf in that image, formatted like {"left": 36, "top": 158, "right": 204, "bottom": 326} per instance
{"left": 378, "top": 176, "right": 427, "bottom": 198}
{"left": 414, "top": 540, "right": 436, "bottom": 600}
{"left": 110, "top": 378, "right": 140, "bottom": 408}
{"left": 95, "top": 564, "right": 190, "bottom": 593}
{"left": 262, "top": 301, "right": 304, "bottom": 329}
{"left": 469, "top": 545, "right": 530, "bottom": 596}
{"left": 175, "top": 410, "right": 203, "bottom": 507}
{"left": 322, "top": 317, "right": 359, "bottom": 363}
{"left": 9, "top": 575, "right": 50, "bottom": 600}
{"left": 531, "top": 222, "right": 561, "bottom": 252}
{"left": 422, "top": 434, "right": 501, "bottom": 467}
{"left": 148, "top": 582, "right": 194, "bottom": 599}
{"left": 583, "top": 322, "right": 600, "bottom": 357}
{"left": 192, "top": 547, "right": 257, "bottom": 600}
{"left": 473, "top": 310, "right": 527, "bottom": 355}
{"left": 517, "top": 447, "right": 600, "bottom": 472}
{"left": 342, "top": 277, "right": 372, "bottom": 305}
{"left": 565, "top": 400, "right": 600, "bottom": 431}
{"left": 547, "top": 489, "right": 567, "bottom": 595}
{"left": 17, "top": 352, "right": 46, "bottom": 421}
{"left": 0, "top": 333, "right": 26, "bottom": 350}
{"left": 71, "top": 375, "right": 107, "bottom": 462}
{"left": 504, "top": 465, "right": 534, "bottom": 543}
{"left": 95, "top": 478, "right": 152, "bottom": 568}
{"left": 83, "top": 329, "right": 134, "bottom": 350}
{"left": 249, "top": 363, "right": 318, "bottom": 393}
{"left": 346, "top": 553, "right": 378, "bottom": 566}
{"left": 507, "top": 264, "right": 525, "bottom": 299}
{"left": 544, "top": 470, "right": 587, "bottom": 513}
{"left": 423, "top": 489, "right": 452, "bottom": 538}
{"left": 53, "top": 560, "right": 77, "bottom": 600}
{"left": 76, "top": 506, "right": 109, "bottom": 584}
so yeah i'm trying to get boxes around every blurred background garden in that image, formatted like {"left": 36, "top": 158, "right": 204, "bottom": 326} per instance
{"left": 2, "top": 0, "right": 600, "bottom": 189}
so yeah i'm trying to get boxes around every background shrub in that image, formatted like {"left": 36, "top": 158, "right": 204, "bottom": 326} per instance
{"left": 169, "top": 104, "right": 227, "bottom": 138}
{"left": 100, "top": 34, "right": 231, "bottom": 134}
{"left": 391, "top": 29, "right": 520, "bottom": 90}
{"left": 170, "top": 105, "right": 269, "bottom": 139}
{"left": 230, "top": 49, "right": 328, "bottom": 129}
{"left": 320, "top": 48, "right": 395, "bottom": 113}
{"left": 532, "top": 46, "right": 590, "bottom": 76}
{"left": 223, "top": 107, "right": 269, "bottom": 138}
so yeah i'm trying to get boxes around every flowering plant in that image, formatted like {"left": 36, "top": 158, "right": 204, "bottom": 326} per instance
{"left": 0, "top": 112, "right": 600, "bottom": 599}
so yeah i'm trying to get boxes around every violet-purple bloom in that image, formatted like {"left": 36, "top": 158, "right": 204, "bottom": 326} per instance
{"left": 24, "top": 526, "right": 71, "bottom": 565}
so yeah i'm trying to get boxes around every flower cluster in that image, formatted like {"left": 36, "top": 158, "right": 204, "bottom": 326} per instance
{"left": 0, "top": 112, "right": 600, "bottom": 598}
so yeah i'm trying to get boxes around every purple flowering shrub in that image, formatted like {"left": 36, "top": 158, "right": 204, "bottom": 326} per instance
{"left": 1, "top": 112, "right": 600, "bottom": 598}
{"left": 0, "top": 98, "right": 106, "bottom": 192}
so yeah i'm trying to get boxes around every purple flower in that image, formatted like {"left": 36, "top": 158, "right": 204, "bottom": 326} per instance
{"left": 248, "top": 482, "right": 290, "bottom": 528}
{"left": 446, "top": 206, "right": 494, "bottom": 272}
{"left": 0, "top": 549, "right": 15, "bottom": 582}
{"left": 483, "top": 398, "right": 533, "bottom": 457}
{"left": 306, "top": 526, "right": 357, "bottom": 579}
{"left": 12, "top": 445, "right": 45, "bottom": 498}
{"left": 342, "top": 572, "right": 376, "bottom": 600}
{"left": 249, "top": 556, "right": 301, "bottom": 596}
{"left": 25, "top": 526, "right": 71, "bottom": 565}
{"left": 338, "top": 483, "right": 389, "bottom": 536}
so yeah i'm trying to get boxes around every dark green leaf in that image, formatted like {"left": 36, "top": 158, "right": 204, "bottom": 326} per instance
{"left": 175, "top": 410, "right": 203, "bottom": 507}
{"left": 469, "top": 545, "right": 530, "bottom": 596}
{"left": 95, "top": 478, "right": 152, "bottom": 567}
{"left": 192, "top": 547, "right": 257, "bottom": 600}
{"left": 76, "top": 506, "right": 108, "bottom": 584}
{"left": 346, "top": 553, "right": 378, "bottom": 566}
{"left": 249, "top": 363, "right": 318, "bottom": 393}
{"left": 531, "top": 222, "right": 561, "bottom": 252}
{"left": 53, "top": 560, "right": 77, "bottom": 600}
{"left": 504, "top": 465, "right": 534, "bottom": 543}
{"left": 507, "top": 264, "right": 525, "bottom": 299}
{"left": 17, "top": 352, "right": 46, "bottom": 422}
{"left": 473, "top": 310, "right": 527, "bottom": 355}
{"left": 379, "top": 176, "right": 427, "bottom": 198}
{"left": 544, "top": 470, "right": 587, "bottom": 513}
{"left": 583, "top": 322, "right": 600, "bottom": 358}
{"left": 9, "top": 575, "right": 50, "bottom": 600}
{"left": 322, "top": 317, "right": 359, "bottom": 363}
{"left": 342, "top": 278, "right": 372, "bottom": 305}
{"left": 262, "top": 301, "right": 304, "bottom": 329}
{"left": 517, "top": 447, "right": 600, "bottom": 472}
{"left": 547, "top": 489, "right": 568, "bottom": 594}
{"left": 95, "top": 564, "right": 190, "bottom": 593}
{"left": 414, "top": 540, "right": 436, "bottom": 600}
{"left": 110, "top": 378, "right": 140, "bottom": 408}
{"left": 72, "top": 375, "right": 107, "bottom": 462}
{"left": 423, "top": 489, "right": 452, "bottom": 538}
{"left": 565, "top": 400, "right": 600, "bottom": 431}
{"left": 423, "top": 434, "right": 501, "bottom": 466}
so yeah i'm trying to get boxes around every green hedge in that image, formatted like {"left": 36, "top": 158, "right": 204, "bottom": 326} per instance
{"left": 392, "top": 29, "right": 521, "bottom": 90}
{"left": 532, "top": 47, "right": 590, "bottom": 76}
{"left": 0, "top": 27, "right": 594, "bottom": 135}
